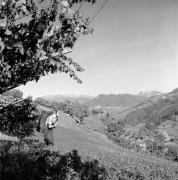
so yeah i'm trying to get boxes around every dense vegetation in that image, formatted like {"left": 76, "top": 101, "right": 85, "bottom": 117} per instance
{"left": 0, "top": 139, "right": 107, "bottom": 180}
{"left": 0, "top": 95, "right": 38, "bottom": 138}
{"left": 0, "top": 0, "right": 95, "bottom": 93}
{"left": 56, "top": 100, "right": 89, "bottom": 123}
{"left": 1, "top": 137, "right": 178, "bottom": 180}
{"left": 35, "top": 97, "right": 90, "bottom": 123}
{"left": 91, "top": 107, "right": 104, "bottom": 115}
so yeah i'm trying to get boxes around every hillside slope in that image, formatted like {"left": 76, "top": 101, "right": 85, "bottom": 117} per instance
{"left": 122, "top": 90, "right": 178, "bottom": 143}
{"left": 125, "top": 90, "right": 178, "bottom": 124}
{"left": 88, "top": 94, "right": 145, "bottom": 107}
{"left": 1, "top": 108, "right": 178, "bottom": 179}
{"left": 35, "top": 112, "right": 178, "bottom": 179}
{"left": 37, "top": 113, "right": 116, "bottom": 153}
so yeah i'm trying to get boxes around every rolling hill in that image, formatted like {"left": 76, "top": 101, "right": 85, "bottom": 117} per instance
{"left": 1, "top": 102, "right": 178, "bottom": 179}
{"left": 125, "top": 89, "right": 178, "bottom": 125}
{"left": 34, "top": 111, "right": 178, "bottom": 179}
{"left": 122, "top": 88, "right": 178, "bottom": 142}
{"left": 40, "top": 93, "right": 146, "bottom": 108}
{"left": 86, "top": 94, "right": 145, "bottom": 107}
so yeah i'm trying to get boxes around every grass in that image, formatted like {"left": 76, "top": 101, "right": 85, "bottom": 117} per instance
{"left": 34, "top": 113, "right": 178, "bottom": 179}
{"left": 1, "top": 112, "right": 178, "bottom": 179}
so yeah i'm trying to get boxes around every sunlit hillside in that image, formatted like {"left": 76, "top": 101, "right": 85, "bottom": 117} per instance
{"left": 34, "top": 111, "right": 178, "bottom": 179}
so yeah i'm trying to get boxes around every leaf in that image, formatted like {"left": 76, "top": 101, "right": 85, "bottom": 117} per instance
{"left": 0, "top": 0, "right": 94, "bottom": 93}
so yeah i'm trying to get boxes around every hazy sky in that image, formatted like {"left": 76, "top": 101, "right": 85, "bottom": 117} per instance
{"left": 19, "top": 0, "right": 178, "bottom": 98}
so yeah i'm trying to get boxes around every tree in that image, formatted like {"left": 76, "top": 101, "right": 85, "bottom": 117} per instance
{"left": 0, "top": 0, "right": 96, "bottom": 138}
{"left": 91, "top": 107, "right": 104, "bottom": 115}
{"left": 52, "top": 100, "right": 90, "bottom": 123}
{"left": 0, "top": 3, "right": 109, "bottom": 179}
{"left": 0, "top": 96, "right": 38, "bottom": 138}
{"left": 0, "top": 0, "right": 96, "bottom": 94}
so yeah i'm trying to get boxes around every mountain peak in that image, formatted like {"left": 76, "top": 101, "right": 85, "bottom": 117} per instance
{"left": 138, "top": 90, "right": 162, "bottom": 98}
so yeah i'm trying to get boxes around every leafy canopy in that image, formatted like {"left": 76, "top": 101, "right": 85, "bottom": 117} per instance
{"left": 0, "top": 0, "right": 95, "bottom": 94}
{"left": 0, "top": 96, "right": 38, "bottom": 138}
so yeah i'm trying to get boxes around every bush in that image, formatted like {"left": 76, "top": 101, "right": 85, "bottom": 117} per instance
{"left": 56, "top": 100, "right": 90, "bottom": 123}
{"left": 0, "top": 140, "right": 107, "bottom": 180}
{"left": 0, "top": 97, "right": 38, "bottom": 138}
{"left": 92, "top": 108, "right": 104, "bottom": 115}
{"left": 107, "top": 121, "right": 125, "bottom": 136}
{"left": 1, "top": 139, "right": 178, "bottom": 180}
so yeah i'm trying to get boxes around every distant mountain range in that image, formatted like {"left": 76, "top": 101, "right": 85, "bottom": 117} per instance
{"left": 41, "top": 93, "right": 147, "bottom": 107}
{"left": 38, "top": 90, "right": 173, "bottom": 108}
{"left": 42, "top": 95, "right": 93, "bottom": 104}
{"left": 88, "top": 94, "right": 145, "bottom": 107}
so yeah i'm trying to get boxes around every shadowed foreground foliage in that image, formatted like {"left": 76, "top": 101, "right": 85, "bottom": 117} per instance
{"left": 0, "top": 97, "right": 38, "bottom": 138}
{"left": 1, "top": 139, "right": 178, "bottom": 180}
{"left": 0, "top": 139, "right": 107, "bottom": 180}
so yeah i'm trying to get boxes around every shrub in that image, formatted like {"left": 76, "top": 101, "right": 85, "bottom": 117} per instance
{"left": 57, "top": 100, "right": 90, "bottom": 123}
{"left": 0, "top": 97, "right": 38, "bottom": 139}
{"left": 0, "top": 139, "right": 107, "bottom": 180}
{"left": 107, "top": 121, "right": 125, "bottom": 136}
{"left": 92, "top": 108, "right": 104, "bottom": 115}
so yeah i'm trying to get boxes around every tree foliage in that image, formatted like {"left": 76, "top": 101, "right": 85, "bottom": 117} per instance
{"left": 0, "top": 96, "right": 38, "bottom": 138}
{"left": 0, "top": 140, "right": 107, "bottom": 180}
{"left": 35, "top": 98, "right": 90, "bottom": 123}
{"left": 56, "top": 100, "right": 89, "bottom": 122}
{"left": 0, "top": 0, "right": 95, "bottom": 93}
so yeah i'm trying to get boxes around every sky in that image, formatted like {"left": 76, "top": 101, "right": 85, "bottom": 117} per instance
{"left": 19, "top": 0, "right": 178, "bottom": 98}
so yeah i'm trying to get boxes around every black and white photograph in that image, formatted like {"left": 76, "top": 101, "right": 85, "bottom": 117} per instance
{"left": 0, "top": 0, "right": 178, "bottom": 179}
